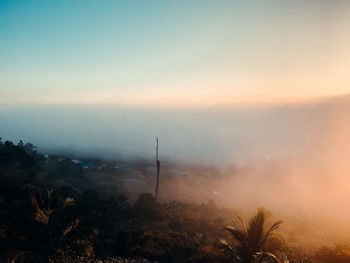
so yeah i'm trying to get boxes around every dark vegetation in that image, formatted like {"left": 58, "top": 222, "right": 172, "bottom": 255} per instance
{"left": 0, "top": 138, "right": 349, "bottom": 263}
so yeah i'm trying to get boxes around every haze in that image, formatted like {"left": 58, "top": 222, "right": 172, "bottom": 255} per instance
{"left": 0, "top": 95, "right": 348, "bottom": 165}
{"left": 2, "top": 0, "right": 350, "bottom": 249}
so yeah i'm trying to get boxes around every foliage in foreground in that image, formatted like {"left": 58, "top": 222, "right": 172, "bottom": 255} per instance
{"left": 0, "top": 139, "right": 346, "bottom": 263}
{"left": 218, "top": 209, "right": 284, "bottom": 263}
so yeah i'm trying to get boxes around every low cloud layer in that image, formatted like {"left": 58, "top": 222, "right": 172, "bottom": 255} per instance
{"left": 1, "top": 95, "right": 350, "bottom": 245}
{"left": 1, "top": 95, "right": 348, "bottom": 165}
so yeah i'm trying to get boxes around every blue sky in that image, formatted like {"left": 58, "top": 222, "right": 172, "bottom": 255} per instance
{"left": 1, "top": 0, "right": 350, "bottom": 105}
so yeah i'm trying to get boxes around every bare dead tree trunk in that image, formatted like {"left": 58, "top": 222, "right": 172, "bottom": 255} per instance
{"left": 155, "top": 137, "right": 160, "bottom": 200}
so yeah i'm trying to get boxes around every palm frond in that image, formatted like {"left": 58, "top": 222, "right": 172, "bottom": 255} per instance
{"left": 62, "top": 197, "right": 75, "bottom": 209}
{"left": 31, "top": 194, "right": 51, "bottom": 224}
{"left": 254, "top": 251, "right": 281, "bottom": 263}
{"left": 217, "top": 237, "right": 234, "bottom": 252}
{"left": 216, "top": 238, "right": 242, "bottom": 262}
{"left": 236, "top": 214, "right": 248, "bottom": 238}
{"left": 247, "top": 210, "right": 265, "bottom": 250}
{"left": 225, "top": 226, "right": 247, "bottom": 245}
{"left": 260, "top": 220, "right": 283, "bottom": 247}
{"left": 61, "top": 218, "right": 80, "bottom": 240}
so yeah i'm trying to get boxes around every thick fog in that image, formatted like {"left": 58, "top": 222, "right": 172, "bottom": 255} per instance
{"left": 1, "top": 95, "right": 350, "bottom": 246}
{"left": 1, "top": 95, "right": 349, "bottom": 165}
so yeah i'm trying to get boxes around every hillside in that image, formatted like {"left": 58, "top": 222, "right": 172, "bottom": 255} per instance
{"left": 1, "top": 139, "right": 349, "bottom": 263}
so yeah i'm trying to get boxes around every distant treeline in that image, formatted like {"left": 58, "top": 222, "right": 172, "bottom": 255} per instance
{"left": 0, "top": 138, "right": 86, "bottom": 186}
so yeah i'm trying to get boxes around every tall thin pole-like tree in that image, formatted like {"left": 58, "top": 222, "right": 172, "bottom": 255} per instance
{"left": 154, "top": 137, "right": 160, "bottom": 200}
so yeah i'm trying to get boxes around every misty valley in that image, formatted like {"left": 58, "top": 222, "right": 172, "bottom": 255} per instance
{"left": 1, "top": 131, "right": 350, "bottom": 263}
{"left": 2, "top": 1, "right": 350, "bottom": 261}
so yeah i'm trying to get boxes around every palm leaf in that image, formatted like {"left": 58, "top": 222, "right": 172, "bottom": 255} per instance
{"left": 254, "top": 251, "right": 281, "bottom": 263}
{"left": 31, "top": 195, "right": 51, "bottom": 224}
{"left": 260, "top": 220, "right": 283, "bottom": 248}
{"left": 225, "top": 226, "right": 247, "bottom": 245}
{"left": 62, "top": 197, "right": 75, "bottom": 209}
{"left": 217, "top": 237, "right": 234, "bottom": 252}
{"left": 236, "top": 214, "right": 248, "bottom": 238}
{"left": 61, "top": 218, "right": 80, "bottom": 239}
{"left": 247, "top": 210, "right": 266, "bottom": 250}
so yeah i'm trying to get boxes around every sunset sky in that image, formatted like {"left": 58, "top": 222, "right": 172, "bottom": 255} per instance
{"left": 1, "top": 0, "right": 350, "bottom": 106}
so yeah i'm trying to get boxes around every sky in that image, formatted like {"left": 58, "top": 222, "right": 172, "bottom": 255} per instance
{"left": 1, "top": 0, "right": 350, "bottom": 106}
{"left": 3, "top": 1, "right": 350, "bottom": 242}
